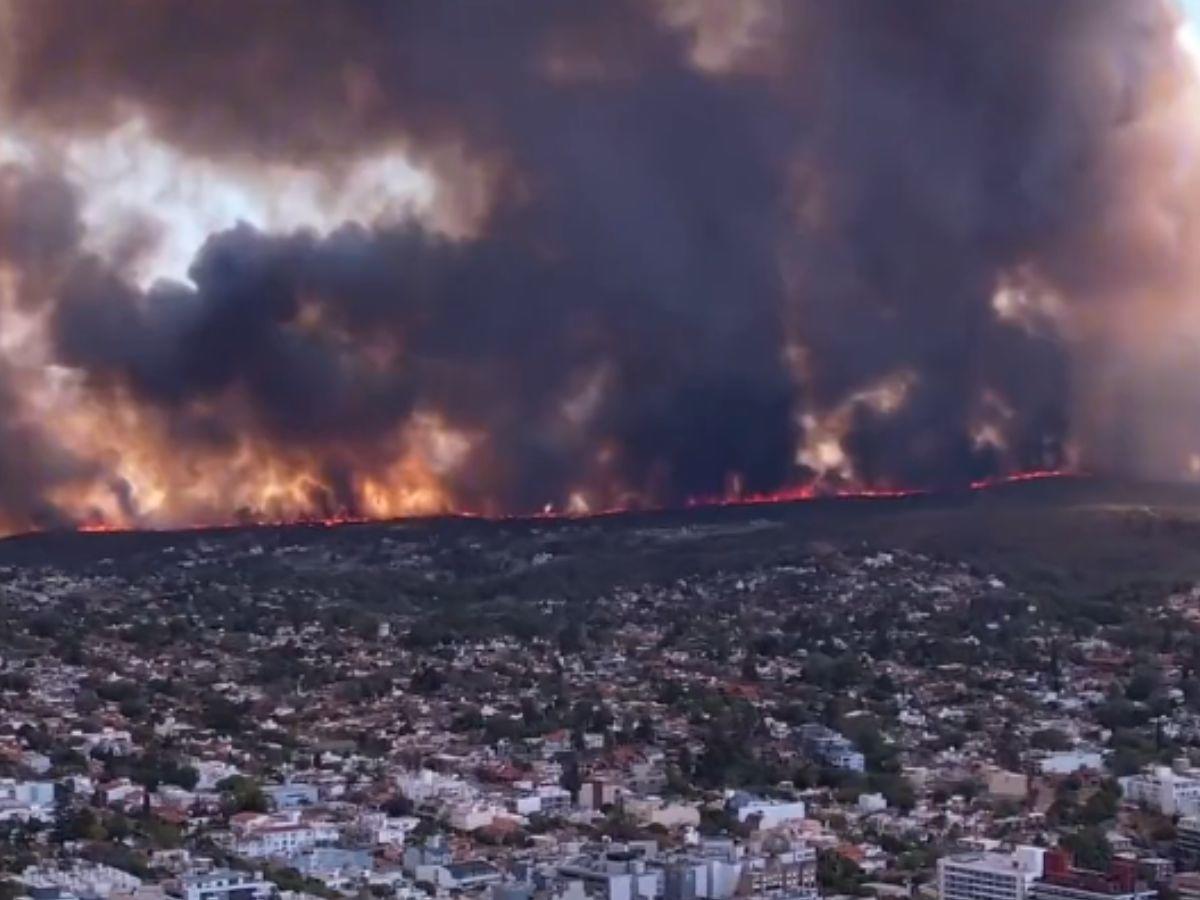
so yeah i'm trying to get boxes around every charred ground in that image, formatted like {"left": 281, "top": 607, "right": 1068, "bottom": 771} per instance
{"left": 2, "top": 477, "right": 1199, "bottom": 609}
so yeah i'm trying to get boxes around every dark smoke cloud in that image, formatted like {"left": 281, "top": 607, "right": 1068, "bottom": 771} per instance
{"left": 783, "top": 0, "right": 1181, "bottom": 485}
{"left": 0, "top": 166, "right": 94, "bottom": 528}
{"left": 0, "top": 0, "right": 1194, "bottom": 522}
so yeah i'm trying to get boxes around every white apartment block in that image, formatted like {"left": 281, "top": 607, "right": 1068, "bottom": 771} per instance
{"left": 181, "top": 869, "right": 273, "bottom": 900}
{"left": 938, "top": 848, "right": 1045, "bottom": 900}
{"left": 730, "top": 796, "right": 807, "bottom": 829}
{"left": 231, "top": 812, "right": 338, "bottom": 859}
{"left": 1120, "top": 767, "right": 1200, "bottom": 816}
{"left": 396, "top": 768, "right": 474, "bottom": 806}
{"left": 21, "top": 863, "right": 142, "bottom": 899}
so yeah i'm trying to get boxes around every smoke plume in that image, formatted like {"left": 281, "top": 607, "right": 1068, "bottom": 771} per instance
{"left": 0, "top": 0, "right": 1197, "bottom": 529}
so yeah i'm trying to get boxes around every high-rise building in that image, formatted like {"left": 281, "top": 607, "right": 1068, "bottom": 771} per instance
{"left": 938, "top": 848, "right": 1045, "bottom": 900}
{"left": 1030, "top": 850, "right": 1154, "bottom": 900}
{"left": 1119, "top": 767, "right": 1200, "bottom": 816}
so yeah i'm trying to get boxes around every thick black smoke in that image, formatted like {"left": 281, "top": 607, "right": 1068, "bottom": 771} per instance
{"left": 0, "top": 0, "right": 1193, "bottom": 521}
{"left": 0, "top": 166, "right": 96, "bottom": 526}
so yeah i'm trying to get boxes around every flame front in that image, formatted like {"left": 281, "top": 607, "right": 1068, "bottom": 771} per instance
{"left": 0, "top": 1, "right": 1197, "bottom": 534}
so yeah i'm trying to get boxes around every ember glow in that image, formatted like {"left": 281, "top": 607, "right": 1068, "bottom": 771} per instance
{"left": 0, "top": 1, "right": 1198, "bottom": 535}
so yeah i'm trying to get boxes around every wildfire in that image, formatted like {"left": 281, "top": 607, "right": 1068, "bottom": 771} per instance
{"left": 42, "top": 467, "right": 1082, "bottom": 539}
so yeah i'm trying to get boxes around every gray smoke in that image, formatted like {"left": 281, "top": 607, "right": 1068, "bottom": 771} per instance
{"left": 0, "top": 0, "right": 1194, "bottom": 525}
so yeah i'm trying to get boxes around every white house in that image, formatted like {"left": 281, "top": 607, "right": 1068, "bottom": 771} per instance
{"left": 728, "top": 793, "right": 807, "bottom": 829}
{"left": 181, "top": 869, "right": 273, "bottom": 900}
{"left": 1119, "top": 767, "right": 1200, "bottom": 816}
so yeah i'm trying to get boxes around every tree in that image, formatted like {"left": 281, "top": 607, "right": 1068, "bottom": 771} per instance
{"left": 740, "top": 647, "right": 760, "bottom": 682}
{"left": 410, "top": 666, "right": 445, "bottom": 695}
{"left": 382, "top": 794, "right": 414, "bottom": 817}
{"left": 560, "top": 755, "right": 583, "bottom": 801}
{"left": 1031, "top": 728, "right": 1072, "bottom": 752}
{"left": 218, "top": 776, "right": 268, "bottom": 813}
{"left": 1060, "top": 828, "right": 1112, "bottom": 871}
{"left": 1126, "top": 666, "right": 1162, "bottom": 703}
{"left": 200, "top": 694, "right": 246, "bottom": 735}
{"left": 818, "top": 850, "right": 866, "bottom": 896}
{"left": 1079, "top": 781, "right": 1120, "bottom": 826}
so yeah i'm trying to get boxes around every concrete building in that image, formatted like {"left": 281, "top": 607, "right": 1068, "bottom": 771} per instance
{"left": 1030, "top": 850, "right": 1154, "bottom": 900}
{"left": 938, "top": 847, "right": 1045, "bottom": 900}
{"left": 858, "top": 793, "right": 888, "bottom": 814}
{"left": 264, "top": 782, "right": 320, "bottom": 810}
{"left": 625, "top": 796, "right": 702, "bottom": 829}
{"left": 1120, "top": 767, "right": 1200, "bottom": 816}
{"left": 987, "top": 769, "right": 1030, "bottom": 800}
{"left": 559, "top": 850, "right": 660, "bottom": 900}
{"left": 292, "top": 848, "right": 373, "bottom": 892}
{"left": 0, "top": 781, "right": 54, "bottom": 808}
{"left": 0, "top": 780, "right": 56, "bottom": 823}
{"left": 738, "top": 843, "right": 818, "bottom": 900}
{"left": 797, "top": 725, "right": 865, "bottom": 773}
{"left": 21, "top": 863, "right": 142, "bottom": 900}
{"left": 426, "top": 861, "right": 504, "bottom": 891}
{"left": 230, "top": 811, "right": 337, "bottom": 859}
{"left": 404, "top": 836, "right": 453, "bottom": 882}
{"left": 1179, "top": 817, "right": 1200, "bottom": 868}
{"left": 1135, "top": 858, "right": 1172, "bottom": 888}
{"left": 580, "top": 779, "right": 626, "bottom": 811}
{"left": 1177, "top": 872, "right": 1200, "bottom": 900}
{"left": 727, "top": 793, "right": 807, "bottom": 829}
{"left": 181, "top": 870, "right": 273, "bottom": 900}
{"left": 514, "top": 784, "right": 573, "bottom": 817}
{"left": 661, "top": 841, "right": 745, "bottom": 900}
{"left": 1040, "top": 752, "right": 1106, "bottom": 776}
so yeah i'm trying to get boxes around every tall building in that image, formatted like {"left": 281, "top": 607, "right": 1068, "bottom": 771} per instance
{"left": 1030, "top": 850, "right": 1154, "bottom": 900}
{"left": 1119, "top": 767, "right": 1200, "bottom": 816}
{"left": 938, "top": 848, "right": 1045, "bottom": 900}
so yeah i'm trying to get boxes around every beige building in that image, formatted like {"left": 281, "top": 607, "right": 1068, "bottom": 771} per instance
{"left": 987, "top": 767, "right": 1030, "bottom": 800}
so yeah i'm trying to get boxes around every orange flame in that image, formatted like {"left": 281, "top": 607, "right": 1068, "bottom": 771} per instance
{"left": 51, "top": 468, "right": 1079, "bottom": 537}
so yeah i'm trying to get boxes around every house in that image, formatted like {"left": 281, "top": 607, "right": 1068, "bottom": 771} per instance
{"left": 0, "top": 780, "right": 55, "bottom": 822}
{"left": 264, "top": 782, "right": 320, "bottom": 811}
{"left": 96, "top": 779, "right": 145, "bottom": 811}
{"left": 291, "top": 848, "right": 373, "bottom": 892}
{"left": 21, "top": 862, "right": 143, "bottom": 900}
{"left": 580, "top": 779, "right": 625, "bottom": 811}
{"left": 180, "top": 869, "right": 274, "bottom": 900}
{"left": 437, "top": 861, "right": 504, "bottom": 891}
{"left": 514, "top": 784, "right": 573, "bottom": 817}
{"left": 624, "top": 796, "right": 701, "bottom": 829}
{"left": 857, "top": 793, "right": 887, "bottom": 815}
{"left": 727, "top": 793, "right": 806, "bottom": 829}
{"left": 230, "top": 811, "right": 336, "bottom": 859}
{"left": 797, "top": 725, "right": 865, "bottom": 772}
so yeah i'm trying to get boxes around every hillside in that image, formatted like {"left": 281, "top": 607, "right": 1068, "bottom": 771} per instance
{"left": 3, "top": 477, "right": 1200, "bottom": 607}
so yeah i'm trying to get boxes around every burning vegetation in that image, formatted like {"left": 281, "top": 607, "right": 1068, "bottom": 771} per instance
{"left": 0, "top": 1, "right": 1197, "bottom": 532}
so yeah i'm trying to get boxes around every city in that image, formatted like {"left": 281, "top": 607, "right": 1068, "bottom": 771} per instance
{"left": 5, "top": 4, "right": 1200, "bottom": 900}
{"left": 1, "top": 484, "right": 1200, "bottom": 900}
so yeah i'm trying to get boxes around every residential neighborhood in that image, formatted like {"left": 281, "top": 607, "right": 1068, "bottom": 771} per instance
{"left": 0, "top": 509, "right": 1199, "bottom": 900}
